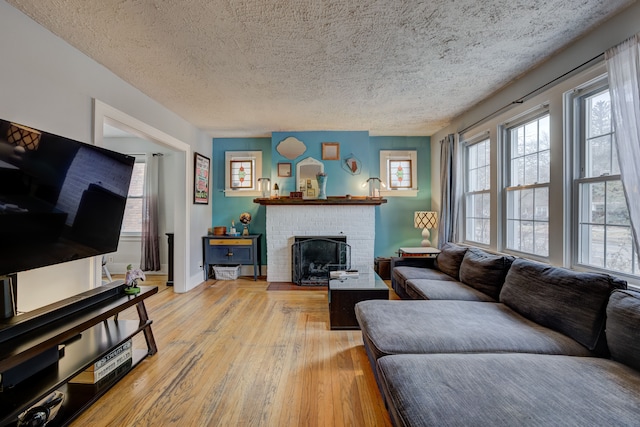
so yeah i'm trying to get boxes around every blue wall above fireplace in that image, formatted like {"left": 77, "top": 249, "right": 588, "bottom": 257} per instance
{"left": 211, "top": 131, "right": 431, "bottom": 264}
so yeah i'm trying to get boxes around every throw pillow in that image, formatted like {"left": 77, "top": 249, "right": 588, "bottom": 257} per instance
{"left": 435, "top": 243, "right": 468, "bottom": 279}
{"left": 500, "top": 258, "right": 627, "bottom": 351}
{"left": 606, "top": 289, "right": 640, "bottom": 372}
{"left": 459, "top": 248, "right": 515, "bottom": 300}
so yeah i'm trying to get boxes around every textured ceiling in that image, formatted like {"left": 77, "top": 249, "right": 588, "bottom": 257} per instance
{"left": 7, "top": 0, "right": 635, "bottom": 137}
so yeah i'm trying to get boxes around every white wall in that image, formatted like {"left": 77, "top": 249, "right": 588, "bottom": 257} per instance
{"left": 430, "top": 2, "right": 640, "bottom": 253}
{"left": 0, "top": 1, "right": 211, "bottom": 310}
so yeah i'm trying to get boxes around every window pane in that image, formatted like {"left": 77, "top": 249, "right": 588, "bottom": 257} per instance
{"left": 508, "top": 114, "right": 550, "bottom": 187}
{"left": 587, "top": 91, "right": 611, "bottom": 138}
{"left": 506, "top": 186, "right": 548, "bottom": 256}
{"left": 231, "top": 160, "right": 253, "bottom": 189}
{"left": 511, "top": 157, "right": 524, "bottom": 186}
{"left": 534, "top": 222, "right": 549, "bottom": 256}
{"left": 128, "top": 163, "right": 145, "bottom": 197}
{"left": 582, "top": 182, "right": 605, "bottom": 224}
{"left": 511, "top": 127, "right": 524, "bottom": 157}
{"left": 606, "top": 180, "right": 629, "bottom": 225}
{"left": 389, "top": 160, "right": 412, "bottom": 188}
{"left": 538, "top": 150, "right": 550, "bottom": 183}
{"left": 580, "top": 224, "right": 604, "bottom": 267}
{"left": 588, "top": 135, "right": 613, "bottom": 178}
{"left": 122, "top": 198, "right": 142, "bottom": 233}
{"left": 468, "top": 144, "right": 478, "bottom": 169}
{"left": 524, "top": 122, "right": 538, "bottom": 155}
{"left": 534, "top": 187, "right": 549, "bottom": 221}
{"left": 539, "top": 115, "right": 550, "bottom": 151}
{"left": 465, "top": 193, "right": 490, "bottom": 244}
{"left": 468, "top": 169, "right": 478, "bottom": 192}
{"left": 524, "top": 154, "right": 538, "bottom": 185}
{"left": 606, "top": 226, "right": 633, "bottom": 274}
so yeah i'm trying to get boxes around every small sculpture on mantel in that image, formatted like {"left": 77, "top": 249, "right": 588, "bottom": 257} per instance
{"left": 239, "top": 212, "right": 252, "bottom": 236}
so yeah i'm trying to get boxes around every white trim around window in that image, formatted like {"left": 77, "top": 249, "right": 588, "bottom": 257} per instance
{"left": 379, "top": 150, "right": 418, "bottom": 197}
{"left": 224, "top": 151, "right": 262, "bottom": 197}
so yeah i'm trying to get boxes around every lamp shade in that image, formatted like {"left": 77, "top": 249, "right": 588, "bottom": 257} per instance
{"left": 7, "top": 123, "right": 41, "bottom": 151}
{"left": 414, "top": 211, "right": 437, "bottom": 229}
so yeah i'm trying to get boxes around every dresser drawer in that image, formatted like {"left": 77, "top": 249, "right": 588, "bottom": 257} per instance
{"left": 206, "top": 244, "right": 253, "bottom": 264}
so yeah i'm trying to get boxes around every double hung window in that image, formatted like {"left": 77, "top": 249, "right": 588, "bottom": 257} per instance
{"left": 573, "top": 85, "right": 638, "bottom": 275}
{"left": 122, "top": 157, "right": 146, "bottom": 234}
{"left": 504, "top": 113, "right": 550, "bottom": 257}
{"left": 464, "top": 137, "right": 491, "bottom": 245}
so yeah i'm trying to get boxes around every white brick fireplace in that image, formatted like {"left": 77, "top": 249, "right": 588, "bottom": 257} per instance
{"left": 265, "top": 204, "right": 376, "bottom": 282}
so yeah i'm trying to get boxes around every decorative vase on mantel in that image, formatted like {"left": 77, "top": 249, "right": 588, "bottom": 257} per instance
{"left": 316, "top": 173, "right": 327, "bottom": 200}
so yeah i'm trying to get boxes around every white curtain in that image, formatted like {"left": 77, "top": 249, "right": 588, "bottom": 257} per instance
{"left": 438, "top": 133, "right": 461, "bottom": 248}
{"left": 606, "top": 34, "right": 640, "bottom": 255}
{"left": 141, "top": 153, "right": 161, "bottom": 271}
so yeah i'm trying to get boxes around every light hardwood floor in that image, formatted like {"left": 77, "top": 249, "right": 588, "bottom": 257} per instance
{"left": 72, "top": 275, "right": 393, "bottom": 426}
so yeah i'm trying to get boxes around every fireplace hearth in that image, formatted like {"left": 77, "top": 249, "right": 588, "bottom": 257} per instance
{"left": 292, "top": 236, "right": 350, "bottom": 285}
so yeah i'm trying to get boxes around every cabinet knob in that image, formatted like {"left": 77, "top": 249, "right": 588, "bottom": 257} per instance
{"left": 227, "top": 252, "right": 233, "bottom": 257}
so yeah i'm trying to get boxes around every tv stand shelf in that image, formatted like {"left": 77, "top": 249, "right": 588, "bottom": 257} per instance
{"left": 0, "top": 284, "right": 157, "bottom": 427}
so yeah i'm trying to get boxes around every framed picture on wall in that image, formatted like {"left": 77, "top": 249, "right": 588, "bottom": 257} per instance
{"left": 194, "top": 152, "right": 210, "bottom": 204}
{"left": 277, "top": 162, "right": 292, "bottom": 177}
{"left": 322, "top": 142, "right": 340, "bottom": 160}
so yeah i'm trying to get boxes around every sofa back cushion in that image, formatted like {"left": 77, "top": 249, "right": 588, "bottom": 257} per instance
{"left": 606, "top": 289, "right": 640, "bottom": 371}
{"left": 500, "top": 258, "right": 626, "bottom": 351}
{"left": 459, "top": 249, "right": 515, "bottom": 300}
{"left": 435, "top": 243, "right": 468, "bottom": 279}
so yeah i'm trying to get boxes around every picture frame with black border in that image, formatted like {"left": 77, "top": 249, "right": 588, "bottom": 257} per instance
{"left": 194, "top": 152, "right": 210, "bottom": 204}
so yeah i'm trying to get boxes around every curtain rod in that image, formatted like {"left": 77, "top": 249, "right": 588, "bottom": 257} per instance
{"left": 459, "top": 53, "right": 605, "bottom": 135}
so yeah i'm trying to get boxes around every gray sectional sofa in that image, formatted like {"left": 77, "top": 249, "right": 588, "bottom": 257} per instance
{"left": 356, "top": 243, "right": 640, "bottom": 426}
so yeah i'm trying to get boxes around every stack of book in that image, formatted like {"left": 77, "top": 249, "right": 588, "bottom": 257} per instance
{"left": 330, "top": 270, "right": 359, "bottom": 279}
{"left": 69, "top": 339, "right": 132, "bottom": 385}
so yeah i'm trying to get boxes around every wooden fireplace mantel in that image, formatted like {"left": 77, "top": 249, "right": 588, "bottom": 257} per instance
{"left": 253, "top": 196, "right": 387, "bottom": 206}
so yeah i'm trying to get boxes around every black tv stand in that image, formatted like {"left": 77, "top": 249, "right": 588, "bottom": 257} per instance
{"left": 0, "top": 283, "right": 157, "bottom": 426}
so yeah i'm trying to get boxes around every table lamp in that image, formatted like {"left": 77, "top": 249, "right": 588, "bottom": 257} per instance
{"left": 414, "top": 211, "right": 437, "bottom": 247}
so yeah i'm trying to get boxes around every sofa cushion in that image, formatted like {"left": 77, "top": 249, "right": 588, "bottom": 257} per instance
{"left": 500, "top": 258, "right": 626, "bottom": 351}
{"left": 393, "top": 266, "right": 457, "bottom": 283}
{"left": 459, "top": 248, "right": 515, "bottom": 300}
{"left": 405, "top": 279, "right": 496, "bottom": 301}
{"left": 392, "top": 266, "right": 456, "bottom": 298}
{"left": 607, "top": 289, "right": 640, "bottom": 372}
{"left": 377, "top": 353, "right": 640, "bottom": 427}
{"left": 434, "top": 242, "right": 468, "bottom": 279}
{"left": 355, "top": 300, "right": 592, "bottom": 364}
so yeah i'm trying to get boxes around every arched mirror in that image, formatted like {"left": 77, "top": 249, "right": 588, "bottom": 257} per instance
{"left": 296, "top": 157, "right": 324, "bottom": 199}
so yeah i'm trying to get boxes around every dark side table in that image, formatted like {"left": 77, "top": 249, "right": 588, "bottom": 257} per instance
{"left": 328, "top": 270, "right": 389, "bottom": 330}
{"left": 202, "top": 234, "right": 262, "bottom": 281}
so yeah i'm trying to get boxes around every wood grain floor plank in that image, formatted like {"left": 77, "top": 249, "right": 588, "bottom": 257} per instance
{"left": 72, "top": 277, "right": 392, "bottom": 426}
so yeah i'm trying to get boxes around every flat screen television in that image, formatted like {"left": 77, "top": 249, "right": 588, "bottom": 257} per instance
{"left": 0, "top": 118, "right": 135, "bottom": 317}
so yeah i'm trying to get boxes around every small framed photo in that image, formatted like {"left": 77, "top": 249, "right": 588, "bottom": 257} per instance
{"left": 322, "top": 142, "right": 340, "bottom": 160}
{"left": 194, "top": 152, "right": 210, "bottom": 204}
{"left": 277, "top": 162, "right": 292, "bottom": 177}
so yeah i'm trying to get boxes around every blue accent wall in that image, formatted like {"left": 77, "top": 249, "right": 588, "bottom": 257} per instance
{"left": 211, "top": 137, "right": 271, "bottom": 263}
{"left": 271, "top": 131, "right": 371, "bottom": 196}
{"left": 370, "top": 136, "right": 432, "bottom": 257}
{"left": 211, "top": 132, "right": 430, "bottom": 267}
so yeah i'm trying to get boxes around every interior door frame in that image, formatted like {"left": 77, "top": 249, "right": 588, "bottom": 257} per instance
{"left": 92, "top": 99, "right": 192, "bottom": 293}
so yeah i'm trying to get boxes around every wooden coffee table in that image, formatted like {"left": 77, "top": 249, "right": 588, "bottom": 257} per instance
{"left": 328, "top": 269, "right": 389, "bottom": 330}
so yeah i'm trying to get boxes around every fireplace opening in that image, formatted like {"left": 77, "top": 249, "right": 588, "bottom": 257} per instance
{"left": 292, "top": 236, "right": 351, "bottom": 285}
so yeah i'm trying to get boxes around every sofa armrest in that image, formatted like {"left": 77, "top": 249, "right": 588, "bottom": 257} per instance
{"left": 391, "top": 256, "right": 437, "bottom": 270}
